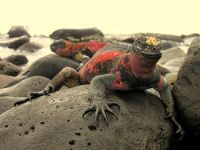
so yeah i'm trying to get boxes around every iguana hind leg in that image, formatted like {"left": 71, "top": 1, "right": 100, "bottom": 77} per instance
{"left": 14, "top": 67, "right": 80, "bottom": 106}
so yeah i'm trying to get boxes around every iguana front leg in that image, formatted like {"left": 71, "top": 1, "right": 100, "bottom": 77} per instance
{"left": 83, "top": 74, "right": 122, "bottom": 125}
{"left": 154, "top": 76, "right": 185, "bottom": 139}
{"left": 14, "top": 67, "right": 80, "bottom": 106}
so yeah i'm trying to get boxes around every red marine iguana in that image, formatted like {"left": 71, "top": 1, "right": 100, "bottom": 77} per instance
{"left": 14, "top": 34, "right": 184, "bottom": 137}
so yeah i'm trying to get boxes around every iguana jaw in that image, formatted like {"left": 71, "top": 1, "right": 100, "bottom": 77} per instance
{"left": 141, "top": 51, "right": 162, "bottom": 59}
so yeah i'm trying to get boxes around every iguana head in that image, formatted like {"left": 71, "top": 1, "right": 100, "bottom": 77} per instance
{"left": 50, "top": 39, "right": 66, "bottom": 52}
{"left": 132, "top": 34, "right": 162, "bottom": 60}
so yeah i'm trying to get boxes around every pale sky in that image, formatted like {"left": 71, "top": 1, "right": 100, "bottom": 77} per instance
{"left": 0, "top": 0, "right": 199, "bottom": 35}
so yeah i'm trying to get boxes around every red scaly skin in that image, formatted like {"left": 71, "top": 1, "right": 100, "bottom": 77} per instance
{"left": 79, "top": 48, "right": 162, "bottom": 91}
{"left": 53, "top": 40, "right": 109, "bottom": 58}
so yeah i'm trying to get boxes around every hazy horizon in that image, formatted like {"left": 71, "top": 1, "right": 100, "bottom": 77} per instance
{"left": 1, "top": 0, "right": 200, "bottom": 36}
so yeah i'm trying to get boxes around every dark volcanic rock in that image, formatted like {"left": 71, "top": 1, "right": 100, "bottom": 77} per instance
{"left": 161, "top": 41, "right": 180, "bottom": 50}
{"left": 0, "top": 85, "right": 173, "bottom": 150}
{"left": 181, "top": 33, "right": 200, "bottom": 39}
{"left": 20, "top": 54, "right": 79, "bottom": 79}
{"left": 7, "top": 25, "right": 30, "bottom": 38}
{"left": 172, "top": 38, "right": 200, "bottom": 148}
{"left": 0, "top": 61, "right": 22, "bottom": 76}
{"left": 18, "top": 42, "right": 43, "bottom": 52}
{"left": 3, "top": 54, "right": 28, "bottom": 66}
{"left": 49, "top": 28, "right": 104, "bottom": 40}
{"left": 0, "top": 35, "right": 30, "bottom": 50}
{"left": 0, "top": 76, "right": 50, "bottom": 97}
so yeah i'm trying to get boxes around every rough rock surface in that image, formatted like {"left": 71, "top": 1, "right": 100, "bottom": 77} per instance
{"left": 0, "top": 96, "right": 24, "bottom": 115}
{"left": 49, "top": 28, "right": 104, "bottom": 40}
{"left": 0, "top": 76, "right": 50, "bottom": 97}
{"left": 7, "top": 25, "right": 30, "bottom": 38}
{"left": 0, "top": 85, "right": 173, "bottom": 150}
{"left": 0, "top": 61, "right": 22, "bottom": 76}
{"left": 3, "top": 54, "right": 28, "bottom": 66}
{"left": 173, "top": 38, "right": 200, "bottom": 137}
{"left": 18, "top": 42, "right": 43, "bottom": 52}
{"left": 0, "top": 35, "right": 30, "bottom": 50}
{"left": 19, "top": 54, "right": 79, "bottom": 79}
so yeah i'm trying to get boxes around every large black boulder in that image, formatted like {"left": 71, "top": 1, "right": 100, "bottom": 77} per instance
{"left": 173, "top": 38, "right": 200, "bottom": 149}
{"left": 49, "top": 28, "right": 104, "bottom": 40}
{"left": 0, "top": 61, "right": 22, "bottom": 76}
{"left": 3, "top": 54, "right": 28, "bottom": 66}
{"left": 0, "top": 85, "right": 173, "bottom": 150}
{"left": 19, "top": 54, "right": 79, "bottom": 79}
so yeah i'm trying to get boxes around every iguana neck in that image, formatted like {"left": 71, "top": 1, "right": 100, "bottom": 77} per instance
{"left": 128, "top": 53, "right": 158, "bottom": 78}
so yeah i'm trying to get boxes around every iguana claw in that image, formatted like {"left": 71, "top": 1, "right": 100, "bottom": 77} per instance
{"left": 166, "top": 114, "right": 185, "bottom": 140}
{"left": 14, "top": 84, "right": 55, "bottom": 106}
{"left": 83, "top": 100, "right": 120, "bottom": 126}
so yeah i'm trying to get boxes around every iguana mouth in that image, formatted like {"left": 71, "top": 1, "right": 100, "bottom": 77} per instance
{"left": 141, "top": 51, "right": 162, "bottom": 59}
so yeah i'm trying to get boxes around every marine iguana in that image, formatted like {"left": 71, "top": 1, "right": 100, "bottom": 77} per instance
{"left": 14, "top": 34, "right": 184, "bottom": 137}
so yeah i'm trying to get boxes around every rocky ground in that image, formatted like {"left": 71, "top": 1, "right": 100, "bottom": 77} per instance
{"left": 0, "top": 25, "right": 200, "bottom": 150}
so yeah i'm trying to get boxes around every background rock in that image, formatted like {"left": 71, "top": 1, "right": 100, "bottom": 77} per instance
{"left": 0, "top": 96, "right": 25, "bottom": 115}
{"left": 173, "top": 38, "right": 200, "bottom": 149}
{"left": 161, "top": 41, "right": 180, "bottom": 50}
{"left": 157, "top": 64, "right": 170, "bottom": 76}
{"left": 18, "top": 42, "right": 43, "bottom": 52}
{"left": 0, "top": 85, "right": 173, "bottom": 150}
{"left": 7, "top": 25, "right": 30, "bottom": 38}
{"left": 0, "top": 75, "right": 15, "bottom": 89}
{"left": 0, "top": 76, "right": 50, "bottom": 97}
{"left": 0, "top": 61, "right": 22, "bottom": 76}
{"left": 159, "top": 47, "right": 186, "bottom": 65}
{"left": 49, "top": 27, "right": 104, "bottom": 40}
{"left": 0, "top": 75, "right": 28, "bottom": 89}
{"left": 3, "top": 54, "right": 28, "bottom": 66}
{"left": 19, "top": 54, "right": 79, "bottom": 79}
{"left": 0, "top": 35, "right": 30, "bottom": 50}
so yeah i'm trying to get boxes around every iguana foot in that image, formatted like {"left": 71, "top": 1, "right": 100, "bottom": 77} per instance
{"left": 14, "top": 84, "right": 55, "bottom": 106}
{"left": 166, "top": 114, "right": 185, "bottom": 140}
{"left": 83, "top": 97, "right": 120, "bottom": 126}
